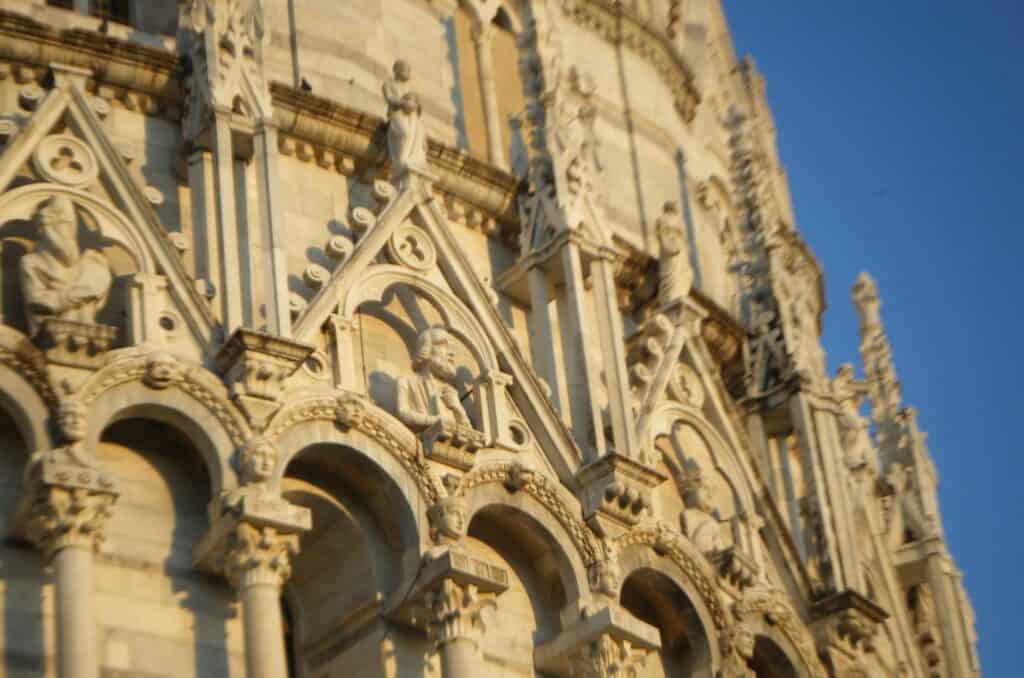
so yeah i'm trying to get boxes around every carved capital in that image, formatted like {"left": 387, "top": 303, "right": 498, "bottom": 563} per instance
{"left": 568, "top": 633, "right": 650, "bottom": 678}
{"left": 20, "top": 481, "right": 116, "bottom": 561}
{"left": 193, "top": 489, "right": 311, "bottom": 591}
{"left": 424, "top": 578, "right": 495, "bottom": 648}
{"left": 223, "top": 521, "right": 299, "bottom": 590}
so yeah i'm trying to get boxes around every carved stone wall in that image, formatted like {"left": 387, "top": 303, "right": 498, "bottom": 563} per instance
{"left": 0, "top": 2, "right": 977, "bottom": 678}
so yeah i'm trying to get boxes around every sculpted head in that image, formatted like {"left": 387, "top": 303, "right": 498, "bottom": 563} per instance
{"left": 239, "top": 436, "right": 277, "bottom": 485}
{"left": 393, "top": 60, "right": 411, "bottom": 82}
{"left": 413, "top": 326, "right": 457, "bottom": 382}
{"left": 33, "top": 196, "right": 80, "bottom": 265}
{"left": 58, "top": 398, "right": 88, "bottom": 443}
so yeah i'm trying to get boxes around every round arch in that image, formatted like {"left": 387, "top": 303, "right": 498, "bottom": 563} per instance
{"left": 0, "top": 183, "right": 155, "bottom": 275}
{"left": 460, "top": 474, "right": 592, "bottom": 605}
{"left": 0, "top": 361, "right": 52, "bottom": 457}
{"left": 339, "top": 266, "right": 499, "bottom": 374}
{"left": 273, "top": 416, "right": 430, "bottom": 556}
{"left": 647, "top": 402, "right": 758, "bottom": 518}
{"left": 733, "top": 588, "right": 828, "bottom": 678}
{"left": 617, "top": 544, "right": 721, "bottom": 671}
{"left": 79, "top": 355, "right": 248, "bottom": 496}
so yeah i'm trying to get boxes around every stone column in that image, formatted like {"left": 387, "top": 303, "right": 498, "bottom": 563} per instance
{"left": 21, "top": 480, "right": 116, "bottom": 678}
{"left": 471, "top": 22, "right": 506, "bottom": 168}
{"left": 426, "top": 578, "right": 493, "bottom": 677}
{"left": 535, "top": 605, "right": 659, "bottom": 677}
{"left": 225, "top": 522, "right": 299, "bottom": 678}
{"left": 590, "top": 254, "right": 637, "bottom": 457}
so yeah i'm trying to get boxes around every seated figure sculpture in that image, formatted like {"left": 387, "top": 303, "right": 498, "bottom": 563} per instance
{"left": 680, "top": 470, "right": 727, "bottom": 555}
{"left": 20, "top": 196, "right": 112, "bottom": 335}
{"left": 396, "top": 326, "right": 484, "bottom": 464}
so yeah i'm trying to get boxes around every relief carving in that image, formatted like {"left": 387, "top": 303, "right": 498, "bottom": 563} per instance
{"left": 20, "top": 196, "right": 112, "bottom": 336}
{"left": 396, "top": 326, "right": 485, "bottom": 468}
{"left": 680, "top": 469, "right": 727, "bottom": 556}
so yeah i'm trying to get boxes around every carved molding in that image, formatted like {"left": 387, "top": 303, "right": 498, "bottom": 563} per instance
{"left": 733, "top": 587, "right": 829, "bottom": 678}
{"left": 616, "top": 523, "right": 727, "bottom": 629}
{"left": 459, "top": 461, "right": 599, "bottom": 565}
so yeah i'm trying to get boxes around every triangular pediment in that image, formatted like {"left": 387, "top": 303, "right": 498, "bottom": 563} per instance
{"left": 0, "top": 72, "right": 216, "bottom": 357}
{"left": 291, "top": 176, "right": 585, "bottom": 481}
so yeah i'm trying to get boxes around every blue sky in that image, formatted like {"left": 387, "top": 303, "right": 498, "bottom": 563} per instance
{"left": 721, "top": 1, "right": 1021, "bottom": 673}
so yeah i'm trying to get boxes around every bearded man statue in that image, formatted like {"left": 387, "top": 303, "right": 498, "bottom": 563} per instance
{"left": 396, "top": 326, "right": 474, "bottom": 434}
{"left": 20, "top": 196, "right": 112, "bottom": 335}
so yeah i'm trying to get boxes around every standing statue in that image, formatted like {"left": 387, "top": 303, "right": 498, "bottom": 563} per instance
{"left": 382, "top": 60, "right": 429, "bottom": 179}
{"left": 680, "top": 470, "right": 727, "bottom": 555}
{"left": 396, "top": 326, "right": 474, "bottom": 434}
{"left": 20, "top": 196, "right": 112, "bottom": 335}
{"left": 655, "top": 201, "right": 693, "bottom": 306}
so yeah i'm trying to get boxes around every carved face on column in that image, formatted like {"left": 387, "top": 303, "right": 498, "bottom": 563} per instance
{"left": 239, "top": 436, "right": 277, "bottom": 485}
{"left": 427, "top": 496, "right": 467, "bottom": 543}
{"left": 415, "top": 326, "right": 457, "bottom": 382}
{"left": 58, "top": 399, "right": 88, "bottom": 443}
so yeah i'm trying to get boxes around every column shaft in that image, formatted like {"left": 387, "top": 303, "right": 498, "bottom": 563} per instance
{"left": 439, "top": 637, "right": 479, "bottom": 678}
{"left": 472, "top": 25, "right": 506, "bottom": 168}
{"left": 241, "top": 581, "right": 290, "bottom": 678}
{"left": 54, "top": 545, "right": 98, "bottom": 678}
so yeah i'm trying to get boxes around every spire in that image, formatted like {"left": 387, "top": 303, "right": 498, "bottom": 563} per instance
{"left": 851, "top": 272, "right": 901, "bottom": 425}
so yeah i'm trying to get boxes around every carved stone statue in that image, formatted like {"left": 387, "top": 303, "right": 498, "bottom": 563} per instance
{"left": 382, "top": 60, "right": 429, "bottom": 179}
{"left": 680, "top": 470, "right": 726, "bottom": 555}
{"left": 397, "top": 326, "right": 475, "bottom": 429}
{"left": 20, "top": 196, "right": 112, "bottom": 335}
{"left": 655, "top": 201, "right": 693, "bottom": 306}
{"left": 912, "top": 582, "right": 937, "bottom": 634}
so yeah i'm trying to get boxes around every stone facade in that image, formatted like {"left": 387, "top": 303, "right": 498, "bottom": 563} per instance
{"left": 0, "top": 1, "right": 979, "bottom": 677}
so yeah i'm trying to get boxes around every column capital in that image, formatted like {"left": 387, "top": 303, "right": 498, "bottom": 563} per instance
{"left": 567, "top": 633, "right": 650, "bottom": 678}
{"left": 193, "top": 489, "right": 311, "bottom": 591}
{"left": 22, "top": 482, "right": 117, "bottom": 562}
{"left": 15, "top": 452, "right": 119, "bottom": 562}
{"left": 424, "top": 578, "right": 495, "bottom": 649}
{"left": 224, "top": 521, "right": 299, "bottom": 590}
{"left": 535, "top": 604, "right": 660, "bottom": 677}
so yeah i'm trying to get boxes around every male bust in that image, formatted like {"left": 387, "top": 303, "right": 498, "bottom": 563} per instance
{"left": 396, "top": 326, "right": 474, "bottom": 435}
{"left": 681, "top": 472, "right": 727, "bottom": 555}
{"left": 20, "top": 196, "right": 112, "bottom": 335}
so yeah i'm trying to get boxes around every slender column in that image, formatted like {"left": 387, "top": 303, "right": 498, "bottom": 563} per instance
{"left": 926, "top": 553, "right": 972, "bottom": 677}
{"left": 527, "top": 266, "right": 564, "bottom": 412}
{"left": 471, "top": 22, "right": 506, "bottom": 168}
{"left": 253, "top": 122, "right": 292, "bottom": 336}
{"left": 24, "top": 484, "right": 116, "bottom": 678}
{"left": 212, "top": 113, "right": 244, "bottom": 332}
{"left": 426, "top": 578, "right": 493, "bottom": 678}
{"left": 225, "top": 522, "right": 299, "bottom": 678}
{"left": 591, "top": 255, "right": 637, "bottom": 457}
{"left": 559, "top": 241, "right": 606, "bottom": 460}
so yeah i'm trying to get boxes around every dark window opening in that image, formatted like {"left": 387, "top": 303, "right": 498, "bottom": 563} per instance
{"left": 46, "top": 0, "right": 74, "bottom": 9}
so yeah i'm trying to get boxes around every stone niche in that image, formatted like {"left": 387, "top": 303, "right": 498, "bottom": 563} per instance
{"left": 0, "top": 189, "right": 141, "bottom": 350}
{"left": 355, "top": 281, "right": 485, "bottom": 431}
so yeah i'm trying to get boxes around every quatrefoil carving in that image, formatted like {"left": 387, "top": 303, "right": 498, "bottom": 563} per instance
{"left": 386, "top": 224, "right": 436, "bottom": 272}
{"left": 34, "top": 135, "right": 99, "bottom": 188}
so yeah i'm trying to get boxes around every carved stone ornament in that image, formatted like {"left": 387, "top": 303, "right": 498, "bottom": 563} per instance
{"left": 215, "top": 328, "right": 315, "bottom": 429}
{"left": 395, "top": 326, "right": 486, "bottom": 470}
{"left": 143, "top": 351, "right": 187, "bottom": 390}
{"left": 223, "top": 521, "right": 299, "bottom": 590}
{"left": 33, "top": 134, "right": 99, "bottom": 188}
{"left": 424, "top": 578, "right": 496, "bottom": 649}
{"left": 587, "top": 539, "right": 622, "bottom": 598}
{"left": 576, "top": 453, "right": 666, "bottom": 537}
{"left": 20, "top": 484, "right": 116, "bottom": 562}
{"left": 680, "top": 469, "right": 727, "bottom": 556}
{"left": 534, "top": 605, "right": 660, "bottom": 678}
{"left": 21, "top": 196, "right": 113, "bottom": 337}
{"left": 382, "top": 60, "right": 431, "bottom": 181}
{"left": 386, "top": 223, "right": 437, "bottom": 272}
{"left": 427, "top": 494, "right": 468, "bottom": 545}
{"left": 718, "top": 620, "right": 755, "bottom": 678}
